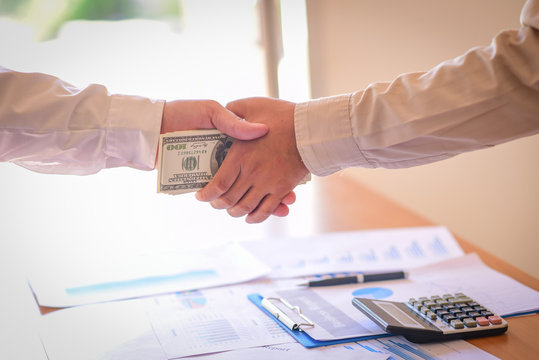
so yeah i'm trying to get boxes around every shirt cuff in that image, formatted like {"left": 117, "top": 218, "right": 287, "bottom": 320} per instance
{"left": 294, "top": 94, "right": 372, "bottom": 176}
{"left": 105, "top": 94, "right": 165, "bottom": 171}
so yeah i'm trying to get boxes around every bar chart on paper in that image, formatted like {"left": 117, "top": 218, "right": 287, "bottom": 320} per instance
{"left": 354, "top": 336, "right": 498, "bottom": 360}
{"left": 28, "top": 242, "right": 271, "bottom": 307}
{"left": 143, "top": 290, "right": 293, "bottom": 358}
{"left": 243, "top": 226, "right": 464, "bottom": 278}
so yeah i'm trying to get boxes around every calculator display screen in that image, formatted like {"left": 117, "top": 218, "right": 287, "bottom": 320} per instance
{"left": 373, "top": 301, "right": 425, "bottom": 328}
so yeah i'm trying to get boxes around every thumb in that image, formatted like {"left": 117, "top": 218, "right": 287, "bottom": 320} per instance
{"left": 212, "top": 107, "right": 268, "bottom": 140}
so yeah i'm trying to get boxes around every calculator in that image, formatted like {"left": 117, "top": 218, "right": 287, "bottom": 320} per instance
{"left": 352, "top": 293, "right": 508, "bottom": 343}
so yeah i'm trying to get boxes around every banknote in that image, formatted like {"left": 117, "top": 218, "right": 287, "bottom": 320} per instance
{"left": 157, "top": 129, "right": 310, "bottom": 195}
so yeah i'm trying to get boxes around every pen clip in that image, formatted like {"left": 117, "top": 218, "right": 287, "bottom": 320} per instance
{"left": 261, "top": 297, "right": 315, "bottom": 331}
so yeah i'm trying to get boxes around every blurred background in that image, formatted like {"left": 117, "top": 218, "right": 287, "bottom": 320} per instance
{"left": 0, "top": 0, "right": 537, "bottom": 281}
{"left": 305, "top": 0, "right": 538, "bottom": 279}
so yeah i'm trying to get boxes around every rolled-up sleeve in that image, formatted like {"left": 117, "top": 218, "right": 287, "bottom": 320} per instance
{"left": 0, "top": 67, "right": 164, "bottom": 175}
{"left": 295, "top": 0, "right": 539, "bottom": 176}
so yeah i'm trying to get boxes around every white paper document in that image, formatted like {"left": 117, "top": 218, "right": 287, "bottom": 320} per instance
{"left": 142, "top": 284, "right": 295, "bottom": 358}
{"left": 40, "top": 281, "right": 297, "bottom": 360}
{"left": 259, "top": 253, "right": 539, "bottom": 343}
{"left": 192, "top": 337, "right": 498, "bottom": 360}
{"left": 39, "top": 253, "right": 537, "bottom": 359}
{"left": 243, "top": 226, "right": 464, "bottom": 278}
{"left": 28, "top": 242, "right": 270, "bottom": 307}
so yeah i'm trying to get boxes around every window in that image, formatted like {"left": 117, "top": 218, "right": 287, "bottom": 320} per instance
{"left": 0, "top": 1, "right": 314, "bottom": 262}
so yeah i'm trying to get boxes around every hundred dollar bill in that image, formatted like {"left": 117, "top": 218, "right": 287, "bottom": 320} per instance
{"left": 157, "top": 129, "right": 232, "bottom": 195}
{"left": 157, "top": 129, "right": 310, "bottom": 195}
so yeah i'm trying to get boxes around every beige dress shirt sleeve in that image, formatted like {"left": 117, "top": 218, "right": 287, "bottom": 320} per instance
{"left": 0, "top": 67, "right": 164, "bottom": 175}
{"left": 295, "top": 0, "right": 539, "bottom": 176}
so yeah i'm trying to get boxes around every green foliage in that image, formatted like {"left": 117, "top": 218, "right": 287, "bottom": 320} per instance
{"left": 0, "top": 0, "right": 181, "bottom": 40}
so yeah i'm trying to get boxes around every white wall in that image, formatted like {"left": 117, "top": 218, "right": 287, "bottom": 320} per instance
{"left": 306, "top": 0, "right": 539, "bottom": 278}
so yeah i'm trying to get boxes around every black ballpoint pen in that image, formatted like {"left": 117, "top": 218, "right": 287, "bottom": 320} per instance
{"left": 299, "top": 271, "right": 408, "bottom": 287}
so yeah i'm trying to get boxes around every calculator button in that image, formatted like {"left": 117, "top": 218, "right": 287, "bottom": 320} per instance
{"left": 431, "top": 306, "right": 443, "bottom": 313}
{"left": 456, "top": 313, "right": 469, "bottom": 320}
{"left": 449, "top": 308, "right": 462, "bottom": 315}
{"left": 489, "top": 316, "right": 503, "bottom": 325}
{"left": 481, "top": 311, "right": 494, "bottom": 317}
{"left": 474, "top": 306, "right": 487, "bottom": 312}
{"left": 467, "top": 302, "right": 480, "bottom": 307}
{"left": 461, "top": 307, "right": 474, "bottom": 313}
{"left": 421, "top": 307, "right": 430, "bottom": 315}
{"left": 423, "top": 301, "right": 436, "bottom": 308}
{"left": 476, "top": 317, "right": 490, "bottom": 326}
{"left": 450, "top": 319, "right": 464, "bottom": 329}
{"left": 426, "top": 311, "right": 437, "bottom": 320}
{"left": 408, "top": 298, "right": 417, "bottom": 305}
{"left": 463, "top": 318, "right": 477, "bottom": 327}
{"left": 418, "top": 297, "right": 429, "bottom": 304}
{"left": 468, "top": 311, "right": 481, "bottom": 319}
{"left": 436, "top": 299, "right": 449, "bottom": 306}
{"left": 414, "top": 303, "right": 423, "bottom": 311}
{"left": 442, "top": 314, "right": 457, "bottom": 323}
{"left": 449, "top": 297, "right": 473, "bottom": 305}
{"left": 430, "top": 295, "right": 442, "bottom": 301}
{"left": 437, "top": 310, "right": 449, "bottom": 317}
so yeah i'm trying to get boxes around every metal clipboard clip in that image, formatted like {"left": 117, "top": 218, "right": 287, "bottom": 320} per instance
{"left": 261, "top": 297, "right": 315, "bottom": 331}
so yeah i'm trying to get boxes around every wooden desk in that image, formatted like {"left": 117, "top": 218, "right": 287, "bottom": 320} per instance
{"left": 39, "top": 173, "right": 538, "bottom": 359}
{"left": 315, "top": 173, "right": 539, "bottom": 360}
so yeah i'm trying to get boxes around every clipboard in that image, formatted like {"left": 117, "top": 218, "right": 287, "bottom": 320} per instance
{"left": 247, "top": 293, "right": 391, "bottom": 348}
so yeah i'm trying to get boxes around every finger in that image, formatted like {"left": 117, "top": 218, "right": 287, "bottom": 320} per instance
{"left": 211, "top": 176, "right": 253, "bottom": 211}
{"left": 213, "top": 105, "right": 267, "bottom": 141}
{"left": 195, "top": 157, "right": 241, "bottom": 202}
{"left": 281, "top": 191, "right": 296, "bottom": 205}
{"left": 245, "top": 194, "right": 284, "bottom": 224}
{"left": 226, "top": 185, "right": 265, "bottom": 217}
{"left": 271, "top": 203, "right": 290, "bottom": 217}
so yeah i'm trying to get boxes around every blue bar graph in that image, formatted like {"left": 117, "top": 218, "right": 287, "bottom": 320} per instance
{"left": 369, "top": 338, "right": 437, "bottom": 360}
{"left": 429, "top": 236, "right": 449, "bottom": 255}
{"left": 358, "top": 249, "right": 377, "bottom": 262}
{"left": 384, "top": 246, "right": 401, "bottom": 260}
{"left": 406, "top": 241, "right": 424, "bottom": 258}
{"left": 65, "top": 269, "right": 217, "bottom": 295}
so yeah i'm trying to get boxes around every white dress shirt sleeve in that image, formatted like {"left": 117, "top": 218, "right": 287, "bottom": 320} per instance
{"left": 295, "top": 0, "right": 539, "bottom": 176}
{"left": 0, "top": 67, "right": 164, "bottom": 175}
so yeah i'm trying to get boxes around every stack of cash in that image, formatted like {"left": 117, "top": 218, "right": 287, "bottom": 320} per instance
{"left": 157, "top": 129, "right": 310, "bottom": 195}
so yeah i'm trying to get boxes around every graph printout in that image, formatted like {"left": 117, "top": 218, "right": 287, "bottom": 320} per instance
{"left": 142, "top": 284, "right": 295, "bottom": 358}
{"left": 28, "top": 242, "right": 270, "bottom": 307}
{"left": 191, "top": 336, "right": 498, "bottom": 360}
{"left": 243, "top": 226, "right": 464, "bottom": 278}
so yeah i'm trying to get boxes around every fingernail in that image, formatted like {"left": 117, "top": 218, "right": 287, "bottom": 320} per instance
{"left": 245, "top": 215, "right": 258, "bottom": 224}
{"left": 227, "top": 207, "right": 245, "bottom": 218}
{"left": 211, "top": 199, "right": 227, "bottom": 209}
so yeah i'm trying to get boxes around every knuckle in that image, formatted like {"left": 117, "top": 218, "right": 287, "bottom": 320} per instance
{"left": 229, "top": 203, "right": 255, "bottom": 217}
{"left": 256, "top": 209, "right": 272, "bottom": 220}
{"left": 213, "top": 178, "right": 231, "bottom": 195}
{"left": 240, "top": 203, "right": 256, "bottom": 214}
{"left": 273, "top": 182, "right": 293, "bottom": 197}
{"left": 218, "top": 195, "right": 235, "bottom": 208}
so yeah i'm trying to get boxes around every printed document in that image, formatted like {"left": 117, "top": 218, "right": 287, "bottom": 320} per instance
{"left": 28, "top": 242, "right": 270, "bottom": 307}
{"left": 243, "top": 226, "right": 464, "bottom": 278}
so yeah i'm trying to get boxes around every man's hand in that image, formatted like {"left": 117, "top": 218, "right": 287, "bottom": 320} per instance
{"left": 161, "top": 99, "right": 296, "bottom": 218}
{"left": 195, "top": 97, "right": 309, "bottom": 223}
{"left": 161, "top": 99, "right": 268, "bottom": 139}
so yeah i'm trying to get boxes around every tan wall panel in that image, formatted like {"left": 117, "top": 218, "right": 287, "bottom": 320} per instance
{"left": 306, "top": 0, "right": 539, "bottom": 278}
